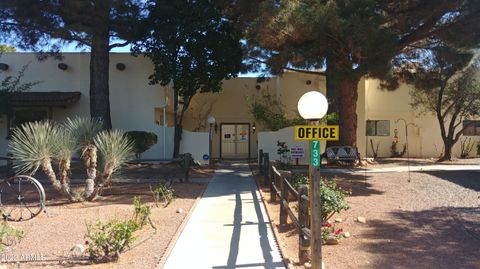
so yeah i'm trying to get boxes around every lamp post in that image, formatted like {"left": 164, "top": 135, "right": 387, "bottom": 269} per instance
{"left": 297, "top": 91, "right": 328, "bottom": 269}
{"left": 207, "top": 116, "right": 216, "bottom": 166}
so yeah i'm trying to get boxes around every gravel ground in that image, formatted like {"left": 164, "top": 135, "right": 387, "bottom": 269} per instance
{"left": 0, "top": 164, "right": 212, "bottom": 269}
{"left": 253, "top": 162, "right": 480, "bottom": 269}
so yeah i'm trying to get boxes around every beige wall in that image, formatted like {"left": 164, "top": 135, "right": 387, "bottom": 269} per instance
{"left": 363, "top": 79, "right": 480, "bottom": 158}
{"left": 182, "top": 72, "right": 326, "bottom": 159}
{"left": 1, "top": 52, "right": 479, "bottom": 162}
{"left": 0, "top": 53, "right": 169, "bottom": 159}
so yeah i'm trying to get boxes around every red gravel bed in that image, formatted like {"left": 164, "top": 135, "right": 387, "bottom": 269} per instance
{"left": 252, "top": 163, "right": 480, "bottom": 269}
{"left": 0, "top": 164, "right": 213, "bottom": 268}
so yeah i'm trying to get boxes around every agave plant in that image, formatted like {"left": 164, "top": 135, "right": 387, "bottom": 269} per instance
{"left": 9, "top": 117, "right": 133, "bottom": 202}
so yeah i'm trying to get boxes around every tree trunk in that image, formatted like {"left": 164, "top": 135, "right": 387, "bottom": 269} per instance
{"left": 83, "top": 144, "right": 97, "bottom": 199}
{"left": 173, "top": 88, "right": 181, "bottom": 158}
{"left": 336, "top": 76, "right": 361, "bottom": 147}
{"left": 442, "top": 139, "right": 453, "bottom": 161}
{"left": 41, "top": 159, "right": 62, "bottom": 192}
{"left": 58, "top": 159, "right": 72, "bottom": 196}
{"left": 89, "top": 23, "right": 112, "bottom": 129}
{"left": 325, "top": 57, "right": 361, "bottom": 147}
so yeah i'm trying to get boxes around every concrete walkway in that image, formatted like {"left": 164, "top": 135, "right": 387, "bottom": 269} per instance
{"left": 162, "top": 162, "right": 285, "bottom": 269}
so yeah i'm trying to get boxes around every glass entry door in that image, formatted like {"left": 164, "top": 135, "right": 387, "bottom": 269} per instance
{"left": 221, "top": 124, "right": 250, "bottom": 159}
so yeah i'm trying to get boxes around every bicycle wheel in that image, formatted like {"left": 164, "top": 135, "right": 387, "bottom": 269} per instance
{"left": 0, "top": 175, "right": 46, "bottom": 221}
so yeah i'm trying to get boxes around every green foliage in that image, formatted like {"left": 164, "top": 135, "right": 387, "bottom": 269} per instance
{"left": 408, "top": 51, "right": 480, "bottom": 160}
{"left": 228, "top": 0, "right": 480, "bottom": 146}
{"left": 320, "top": 179, "right": 350, "bottom": 222}
{"left": 290, "top": 173, "right": 309, "bottom": 190}
{"left": 132, "top": 0, "right": 243, "bottom": 157}
{"left": 94, "top": 130, "right": 134, "bottom": 174}
{"left": 322, "top": 222, "right": 345, "bottom": 242}
{"left": 150, "top": 183, "right": 175, "bottom": 208}
{"left": 0, "top": 57, "right": 39, "bottom": 115}
{"left": 276, "top": 141, "right": 290, "bottom": 157}
{"left": 288, "top": 175, "right": 350, "bottom": 223}
{"left": 248, "top": 93, "right": 337, "bottom": 131}
{"left": 132, "top": 197, "right": 155, "bottom": 229}
{"left": 126, "top": 131, "right": 158, "bottom": 160}
{"left": 85, "top": 197, "right": 154, "bottom": 263}
{"left": 248, "top": 93, "right": 304, "bottom": 131}
{"left": 9, "top": 117, "right": 133, "bottom": 201}
{"left": 0, "top": 1, "right": 144, "bottom": 128}
{"left": 0, "top": 220, "right": 24, "bottom": 251}
{"left": 460, "top": 137, "right": 475, "bottom": 159}
{"left": 0, "top": 45, "right": 16, "bottom": 52}
{"left": 9, "top": 121, "right": 62, "bottom": 174}
{"left": 85, "top": 219, "right": 138, "bottom": 263}
{"left": 64, "top": 117, "right": 103, "bottom": 148}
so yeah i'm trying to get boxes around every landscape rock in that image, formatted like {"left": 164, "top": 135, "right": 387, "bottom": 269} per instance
{"left": 344, "top": 232, "right": 351, "bottom": 238}
{"left": 304, "top": 261, "right": 325, "bottom": 269}
{"left": 70, "top": 244, "right": 85, "bottom": 254}
{"left": 334, "top": 218, "right": 343, "bottom": 223}
{"left": 176, "top": 208, "right": 184, "bottom": 214}
{"left": 357, "top": 216, "right": 367, "bottom": 223}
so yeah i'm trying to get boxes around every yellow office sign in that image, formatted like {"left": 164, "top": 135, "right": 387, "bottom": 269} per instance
{"left": 294, "top": 125, "right": 340, "bottom": 141}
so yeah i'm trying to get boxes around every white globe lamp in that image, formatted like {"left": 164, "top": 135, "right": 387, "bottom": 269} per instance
{"left": 297, "top": 91, "right": 329, "bottom": 120}
{"left": 207, "top": 116, "right": 216, "bottom": 124}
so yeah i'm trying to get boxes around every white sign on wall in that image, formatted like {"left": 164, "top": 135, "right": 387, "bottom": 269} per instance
{"left": 290, "top": 146, "right": 305, "bottom": 158}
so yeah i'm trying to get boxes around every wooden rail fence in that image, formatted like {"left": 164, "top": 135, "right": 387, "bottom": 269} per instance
{"left": 258, "top": 151, "right": 311, "bottom": 264}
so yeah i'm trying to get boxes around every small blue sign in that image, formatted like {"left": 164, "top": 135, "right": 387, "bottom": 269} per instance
{"left": 203, "top": 154, "right": 209, "bottom": 161}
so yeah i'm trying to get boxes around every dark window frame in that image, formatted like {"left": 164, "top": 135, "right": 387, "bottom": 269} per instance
{"left": 366, "top": 120, "right": 390, "bottom": 136}
{"left": 463, "top": 120, "right": 480, "bottom": 136}
{"left": 6, "top": 107, "right": 51, "bottom": 139}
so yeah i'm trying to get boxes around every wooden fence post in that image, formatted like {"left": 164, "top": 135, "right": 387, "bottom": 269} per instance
{"left": 263, "top": 153, "right": 269, "bottom": 186}
{"left": 183, "top": 153, "right": 192, "bottom": 183}
{"left": 298, "top": 184, "right": 310, "bottom": 264}
{"left": 258, "top": 149, "right": 263, "bottom": 173}
{"left": 270, "top": 163, "right": 276, "bottom": 203}
{"left": 279, "top": 171, "right": 291, "bottom": 226}
{"left": 6, "top": 153, "right": 14, "bottom": 178}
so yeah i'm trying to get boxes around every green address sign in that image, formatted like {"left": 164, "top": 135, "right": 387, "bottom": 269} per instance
{"left": 311, "top": 140, "right": 321, "bottom": 167}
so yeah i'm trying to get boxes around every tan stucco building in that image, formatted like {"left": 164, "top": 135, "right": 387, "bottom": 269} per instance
{"left": 1, "top": 53, "right": 479, "bottom": 163}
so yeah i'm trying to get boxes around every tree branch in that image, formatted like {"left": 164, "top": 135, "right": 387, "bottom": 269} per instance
{"left": 248, "top": 56, "right": 326, "bottom": 76}
{"left": 109, "top": 41, "right": 130, "bottom": 49}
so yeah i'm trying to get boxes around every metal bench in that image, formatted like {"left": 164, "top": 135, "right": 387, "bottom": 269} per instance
{"left": 325, "top": 146, "right": 360, "bottom": 165}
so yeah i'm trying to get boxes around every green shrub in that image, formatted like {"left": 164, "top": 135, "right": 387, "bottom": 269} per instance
{"left": 0, "top": 220, "right": 24, "bottom": 251}
{"left": 132, "top": 196, "right": 155, "bottom": 229}
{"left": 150, "top": 183, "right": 175, "bottom": 207}
{"left": 125, "top": 131, "right": 158, "bottom": 160}
{"left": 320, "top": 179, "right": 350, "bottom": 222}
{"left": 85, "top": 197, "right": 154, "bottom": 263}
{"left": 289, "top": 176, "right": 350, "bottom": 223}
{"left": 291, "top": 173, "right": 309, "bottom": 190}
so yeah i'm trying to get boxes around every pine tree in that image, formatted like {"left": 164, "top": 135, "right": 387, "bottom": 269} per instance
{"left": 219, "top": 0, "right": 480, "bottom": 147}
{"left": 0, "top": 0, "right": 143, "bottom": 129}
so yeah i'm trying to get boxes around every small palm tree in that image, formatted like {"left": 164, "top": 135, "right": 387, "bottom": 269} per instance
{"left": 9, "top": 117, "right": 133, "bottom": 202}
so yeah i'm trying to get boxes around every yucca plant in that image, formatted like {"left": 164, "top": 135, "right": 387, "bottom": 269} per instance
{"left": 9, "top": 121, "right": 64, "bottom": 192}
{"left": 9, "top": 117, "right": 133, "bottom": 202}
{"left": 64, "top": 117, "right": 103, "bottom": 199}
{"left": 87, "top": 130, "right": 133, "bottom": 199}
